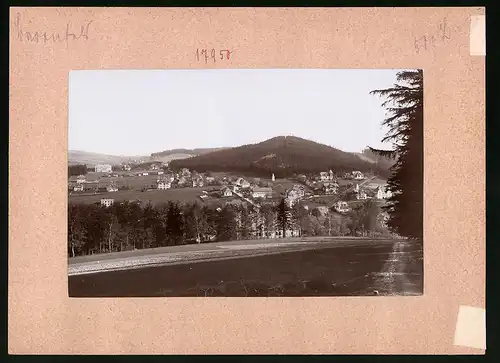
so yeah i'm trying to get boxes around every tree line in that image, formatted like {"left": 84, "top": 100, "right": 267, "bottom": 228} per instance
{"left": 68, "top": 164, "right": 135, "bottom": 177}
{"left": 68, "top": 164, "right": 88, "bottom": 176}
{"left": 68, "top": 198, "right": 390, "bottom": 257}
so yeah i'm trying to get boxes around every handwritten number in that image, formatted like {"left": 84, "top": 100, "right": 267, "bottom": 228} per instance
{"left": 414, "top": 36, "right": 426, "bottom": 54}
{"left": 200, "top": 49, "right": 208, "bottom": 64}
{"left": 197, "top": 48, "right": 232, "bottom": 63}
{"left": 439, "top": 19, "right": 451, "bottom": 40}
{"left": 429, "top": 35, "right": 436, "bottom": 47}
{"left": 414, "top": 18, "right": 451, "bottom": 54}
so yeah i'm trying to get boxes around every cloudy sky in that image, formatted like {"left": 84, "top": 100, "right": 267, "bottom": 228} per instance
{"left": 69, "top": 68, "right": 404, "bottom": 156}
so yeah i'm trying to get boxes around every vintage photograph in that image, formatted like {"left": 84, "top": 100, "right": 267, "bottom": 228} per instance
{"left": 67, "top": 69, "right": 423, "bottom": 297}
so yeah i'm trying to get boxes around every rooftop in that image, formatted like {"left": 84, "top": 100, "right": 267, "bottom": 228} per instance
{"left": 252, "top": 187, "right": 273, "bottom": 192}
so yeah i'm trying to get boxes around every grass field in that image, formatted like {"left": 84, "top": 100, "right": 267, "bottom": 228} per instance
{"left": 68, "top": 241, "right": 423, "bottom": 297}
{"left": 77, "top": 172, "right": 161, "bottom": 188}
{"left": 69, "top": 187, "right": 209, "bottom": 206}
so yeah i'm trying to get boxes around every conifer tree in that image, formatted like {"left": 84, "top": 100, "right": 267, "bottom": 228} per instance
{"left": 275, "top": 198, "right": 293, "bottom": 238}
{"left": 369, "top": 69, "right": 423, "bottom": 241}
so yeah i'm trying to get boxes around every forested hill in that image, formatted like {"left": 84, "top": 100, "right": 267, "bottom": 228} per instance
{"left": 169, "top": 136, "right": 391, "bottom": 178}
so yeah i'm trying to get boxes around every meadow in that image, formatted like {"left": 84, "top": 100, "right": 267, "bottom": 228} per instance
{"left": 80, "top": 172, "right": 161, "bottom": 189}
{"left": 68, "top": 239, "right": 423, "bottom": 297}
{"left": 69, "top": 187, "right": 209, "bottom": 206}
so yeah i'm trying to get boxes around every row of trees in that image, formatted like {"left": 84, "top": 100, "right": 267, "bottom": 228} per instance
{"left": 68, "top": 199, "right": 389, "bottom": 258}
{"left": 68, "top": 164, "right": 134, "bottom": 177}
{"left": 68, "top": 164, "right": 88, "bottom": 176}
{"left": 169, "top": 162, "right": 391, "bottom": 180}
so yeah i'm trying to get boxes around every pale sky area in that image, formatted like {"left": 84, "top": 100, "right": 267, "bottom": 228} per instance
{"left": 68, "top": 69, "right": 405, "bottom": 156}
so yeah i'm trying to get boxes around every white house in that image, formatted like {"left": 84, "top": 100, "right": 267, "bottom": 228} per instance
{"left": 158, "top": 180, "right": 172, "bottom": 190}
{"left": 352, "top": 171, "right": 365, "bottom": 180}
{"left": 106, "top": 184, "right": 118, "bottom": 192}
{"left": 320, "top": 170, "right": 335, "bottom": 182}
{"left": 76, "top": 175, "right": 86, "bottom": 184}
{"left": 95, "top": 164, "right": 112, "bottom": 173}
{"left": 73, "top": 184, "right": 84, "bottom": 192}
{"left": 357, "top": 189, "right": 368, "bottom": 200}
{"left": 334, "top": 201, "right": 350, "bottom": 213}
{"left": 100, "top": 198, "right": 114, "bottom": 207}
{"left": 252, "top": 187, "right": 273, "bottom": 199}
{"left": 236, "top": 177, "right": 251, "bottom": 188}
{"left": 323, "top": 182, "right": 338, "bottom": 195}
{"left": 376, "top": 185, "right": 392, "bottom": 199}
{"left": 221, "top": 186, "right": 233, "bottom": 197}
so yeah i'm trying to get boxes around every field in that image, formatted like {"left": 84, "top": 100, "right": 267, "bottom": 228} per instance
{"left": 69, "top": 187, "right": 208, "bottom": 206}
{"left": 75, "top": 172, "right": 161, "bottom": 189}
{"left": 68, "top": 239, "right": 423, "bottom": 297}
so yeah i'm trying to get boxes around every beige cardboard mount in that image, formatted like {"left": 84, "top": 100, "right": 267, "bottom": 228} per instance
{"left": 9, "top": 7, "right": 485, "bottom": 354}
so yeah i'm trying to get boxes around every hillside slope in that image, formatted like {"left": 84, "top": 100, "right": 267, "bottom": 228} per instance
{"left": 169, "top": 136, "right": 390, "bottom": 177}
{"left": 150, "top": 147, "right": 228, "bottom": 159}
{"left": 354, "top": 148, "right": 396, "bottom": 171}
{"left": 68, "top": 150, "right": 149, "bottom": 166}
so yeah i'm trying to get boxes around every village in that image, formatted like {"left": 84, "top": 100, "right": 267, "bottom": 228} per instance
{"left": 69, "top": 161, "right": 392, "bottom": 233}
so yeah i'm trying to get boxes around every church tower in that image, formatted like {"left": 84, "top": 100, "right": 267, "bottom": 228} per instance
{"left": 271, "top": 173, "right": 275, "bottom": 182}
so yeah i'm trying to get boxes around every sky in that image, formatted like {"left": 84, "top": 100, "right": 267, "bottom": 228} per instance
{"left": 68, "top": 69, "right": 404, "bottom": 156}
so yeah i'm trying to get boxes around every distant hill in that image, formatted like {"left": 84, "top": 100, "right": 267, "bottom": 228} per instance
{"left": 68, "top": 150, "right": 149, "bottom": 166}
{"left": 150, "top": 153, "right": 196, "bottom": 163}
{"left": 169, "top": 136, "right": 391, "bottom": 178}
{"left": 354, "top": 148, "right": 396, "bottom": 171}
{"left": 150, "top": 147, "right": 228, "bottom": 160}
{"left": 69, "top": 147, "right": 229, "bottom": 167}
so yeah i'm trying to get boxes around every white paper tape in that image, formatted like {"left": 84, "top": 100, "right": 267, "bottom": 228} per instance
{"left": 470, "top": 15, "right": 485, "bottom": 56}
{"left": 453, "top": 305, "right": 486, "bottom": 350}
